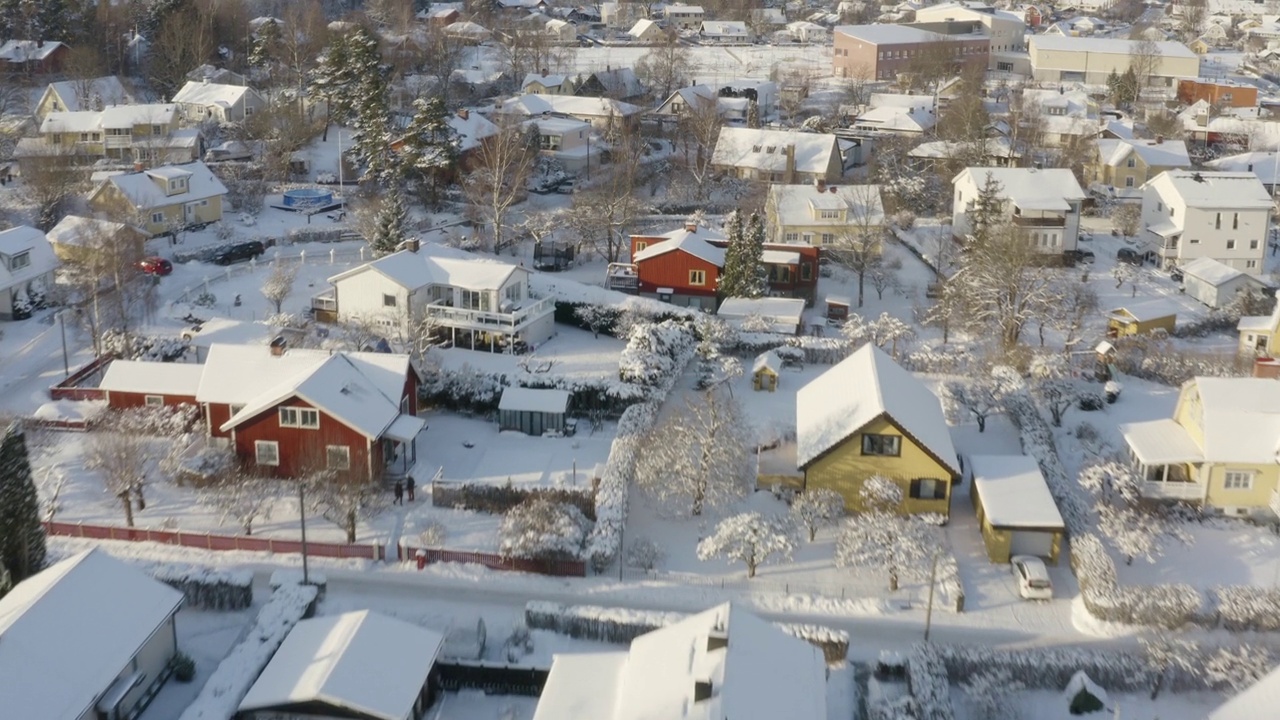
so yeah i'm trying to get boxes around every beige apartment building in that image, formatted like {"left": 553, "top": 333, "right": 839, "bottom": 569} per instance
{"left": 833, "top": 24, "right": 990, "bottom": 81}
{"left": 1028, "top": 36, "right": 1200, "bottom": 86}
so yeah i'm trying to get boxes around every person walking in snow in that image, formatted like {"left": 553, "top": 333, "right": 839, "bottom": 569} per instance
{"left": 406, "top": 476, "right": 415, "bottom": 502}
{"left": 393, "top": 480, "right": 404, "bottom": 505}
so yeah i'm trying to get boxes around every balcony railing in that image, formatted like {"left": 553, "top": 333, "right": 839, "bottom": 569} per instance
{"left": 1141, "top": 479, "right": 1205, "bottom": 501}
{"left": 103, "top": 135, "right": 133, "bottom": 149}
{"left": 1012, "top": 215, "right": 1067, "bottom": 228}
{"left": 424, "top": 295, "right": 555, "bottom": 332}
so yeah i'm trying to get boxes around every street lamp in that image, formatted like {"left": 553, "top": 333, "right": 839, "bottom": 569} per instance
{"left": 298, "top": 482, "right": 310, "bottom": 585}
{"left": 57, "top": 310, "right": 69, "bottom": 378}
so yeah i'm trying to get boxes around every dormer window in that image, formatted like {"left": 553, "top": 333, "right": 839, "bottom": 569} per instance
{"left": 766, "top": 146, "right": 776, "bottom": 153}
{"left": 752, "top": 145, "right": 762, "bottom": 152}
{"left": 694, "top": 681, "right": 713, "bottom": 702}
{"left": 10, "top": 251, "right": 30, "bottom": 270}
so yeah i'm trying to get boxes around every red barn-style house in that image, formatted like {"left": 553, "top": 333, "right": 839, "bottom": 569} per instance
{"left": 609, "top": 223, "right": 821, "bottom": 307}
{"left": 96, "top": 340, "right": 425, "bottom": 482}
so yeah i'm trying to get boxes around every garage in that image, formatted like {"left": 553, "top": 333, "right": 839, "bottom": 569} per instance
{"left": 969, "top": 455, "right": 1066, "bottom": 565}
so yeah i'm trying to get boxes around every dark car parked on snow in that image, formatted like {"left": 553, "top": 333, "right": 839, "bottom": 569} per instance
{"left": 210, "top": 240, "right": 265, "bottom": 265}
{"left": 1116, "top": 247, "right": 1142, "bottom": 265}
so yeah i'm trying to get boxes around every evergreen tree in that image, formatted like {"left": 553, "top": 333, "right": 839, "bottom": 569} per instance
{"left": 370, "top": 188, "right": 408, "bottom": 256}
{"left": 401, "top": 97, "right": 460, "bottom": 204}
{"left": 249, "top": 18, "right": 282, "bottom": 76}
{"left": 344, "top": 26, "right": 396, "bottom": 186}
{"left": 0, "top": 561, "right": 10, "bottom": 598}
{"left": 0, "top": 422, "right": 45, "bottom": 584}
{"left": 720, "top": 211, "right": 767, "bottom": 298}
{"left": 968, "top": 171, "right": 1005, "bottom": 247}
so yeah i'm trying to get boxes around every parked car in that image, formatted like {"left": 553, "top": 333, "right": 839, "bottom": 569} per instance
{"left": 1011, "top": 555, "right": 1053, "bottom": 600}
{"left": 210, "top": 240, "right": 265, "bottom": 266}
{"left": 137, "top": 256, "right": 173, "bottom": 276}
{"left": 1169, "top": 267, "right": 1184, "bottom": 282}
{"left": 556, "top": 180, "right": 577, "bottom": 194}
{"left": 1066, "top": 249, "right": 1095, "bottom": 264}
{"left": 1116, "top": 247, "right": 1142, "bottom": 265}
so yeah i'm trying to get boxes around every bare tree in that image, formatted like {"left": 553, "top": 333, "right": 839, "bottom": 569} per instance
{"left": 307, "top": 474, "right": 391, "bottom": 544}
{"left": 462, "top": 120, "right": 536, "bottom": 251}
{"left": 634, "top": 31, "right": 695, "bottom": 103}
{"left": 261, "top": 262, "right": 298, "bottom": 314}
{"left": 59, "top": 219, "right": 148, "bottom": 351}
{"left": 1047, "top": 277, "right": 1100, "bottom": 350}
{"left": 1129, "top": 38, "right": 1163, "bottom": 103}
{"left": 674, "top": 96, "right": 722, "bottom": 202}
{"left": 278, "top": 1, "right": 330, "bottom": 108}
{"left": 564, "top": 128, "right": 648, "bottom": 262}
{"left": 841, "top": 64, "right": 874, "bottom": 108}
{"left": 869, "top": 258, "right": 902, "bottom": 300}
{"left": 196, "top": 452, "right": 282, "bottom": 536}
{"left": 1178, "top": 0, "right": 1207, "bottom": 42}
{"left": 20, "top": 147, "right": 87, "bottom": 231}
{"left": 496, "top": 25, "right": 575, "bottom": 88}
{"left": 147, "top": 3, "right": 216, "bottom": 99}
{"left": 85, "top": 429, "right": 152, "bottom": 527}
{"left": 827, "top": 185, "right": 887, "bottom": 307}
{"left": 952, "top": 221, "right": 1058, "bottom": 350}
{"left": 417, "top": 25, "right": 470, "bottom": 109}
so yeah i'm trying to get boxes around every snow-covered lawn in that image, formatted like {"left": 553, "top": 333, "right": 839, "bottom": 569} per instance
{"left": 432, "top": 326, "right": 626, "bottom": 381}
{"left": 950, "top": 688, "right": 1226, "bottom": 720}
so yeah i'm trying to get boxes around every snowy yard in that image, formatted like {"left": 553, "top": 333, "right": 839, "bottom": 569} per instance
{"left": 430, "top": 326, "right": 626, "bottom": 381}
{"left": 949, "top": 688, "right": 1226, "bottom": 720}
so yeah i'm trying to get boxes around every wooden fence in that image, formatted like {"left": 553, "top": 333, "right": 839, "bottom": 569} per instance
{"left": 435, "top": 661, "right": 549, "bottom": 696}
{"left": 47, "top": 355, "right": 113, "bottom": 401}
{"left": 400, "top": 545, "right": 586, "bottom": 578}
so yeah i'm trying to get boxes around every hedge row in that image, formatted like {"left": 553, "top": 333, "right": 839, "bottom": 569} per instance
{"left": 931, "top": 643, "right": 1156, "bottom": 692}
{"left": 525, "top": 601, "right": 849, "bottom": 662}
{"left": 1071, "top": 534, "right": 1207, "bottom": 629}
{"left": 907, "top": 643, "right": 955, "bottom": 720}
{"left": 419, "top": 365, "right": 646, "bottom": 419}
{"left": 433, "top": 481, "right": 598, "bottom": 520}
{"left": 150, "top": 563, "right": 253, "bottom": 611}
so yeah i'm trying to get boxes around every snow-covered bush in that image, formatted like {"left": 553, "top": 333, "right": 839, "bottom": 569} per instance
{"left": 150, "top": 563, "right": 253, "bottom": 611}
{"left": 177, "top": 584, "right": 317, "bottom": 720}
{"left": 268, "top": 568, "right": 328, "bottom": 602}
{"left": 836, "top": 479, "right": 939, "bottom": 591}
{"left": 192, "top": 290, "right": 217, "bottom": 308}
{"left": 934, "top": 643, "right": 1154, "bottom": 692}
{"left": 418, "top": 521, "right": 447, "bottom": 549}
{"left": 101, "top": 330, "right": 188, "bottom": 362}
{"left": 1071, "top": 533, "right": 1205, "bottom": 628}
{"left": 790, "top": 488, "right": 845, "bottom": 541}
{"left": 963, "top": 668, "right": 1024, "bottom": 720}
{"left": 696, "top": 512, "right": 799, "bottom": 578}
{"left": 782, "top": 623, "right": 850, "bottom": 663}
{"left": 1204, "top": 643, "right": 1273, "bottom": 692}
{"left": 908, "top": 643, "right": 955, "bottom": 720}
{"left": 618, "top": 319, "right": 695, "bottom": 387}
{"left": 499, "top": 497, "right": 594, "bottom": 561}
{"left": 625, "top": 537, "right": 665, "bottom": 571}
{"left": 433, "top": 481, "right": 596, "bottom": 518}
{"left": 900, "top": 343, "right": 975, "bottom": 375}
{"left": 1213, "top": 587, "right": 1280, "bottom": 632}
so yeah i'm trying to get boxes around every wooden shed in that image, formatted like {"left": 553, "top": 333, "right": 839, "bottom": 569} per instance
{"left": 825, "top": 295, "right": 851, "bottom": 324}
{"left": 498, "top": 387, "right": 571, "bottom": 436}
{"left": 753, "top": 350, "right": 782, "bottom": 391}
{"left": 1106, "top": 300, "right": 1178, "bottom": 338}
{"left": 969, "top": 455, "right": 1065, "bottom": 564}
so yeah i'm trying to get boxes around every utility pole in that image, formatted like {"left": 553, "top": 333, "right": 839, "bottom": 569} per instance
{"left": 57, "top": 311, "right": 69, "bottom": 378}
{"left": 618, "top": 517, "right": 624, "bottom": 582}
{"left": 299, "top": 482, "right": 310, "bottom": 585}
{"left": 923, "top": 552, "right": 940, "bottom": 643}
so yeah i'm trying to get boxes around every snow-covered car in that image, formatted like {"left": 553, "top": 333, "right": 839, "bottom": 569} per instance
{"left": 1011, "top": 555, "right": 1053, "bottom": 600}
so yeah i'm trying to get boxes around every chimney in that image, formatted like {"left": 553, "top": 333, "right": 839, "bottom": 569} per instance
{"left": 404, "top": 237, "right": 421, "bottom": 252}
{"left": 270, "top": 336, "right": 288, "bottom": 357}
{"left": 685, "top": 221, "right": 698, "bottom": 232}
{"left": 457, "top": 108, "right": 469, "bottom": 120}
{"left": 814, "top": 177, "right": 825, "bottom": 192}
{"left": 829, "top": 185, "right": 837, "bottom": 193}
{"left": 541, "top": 67, "right": 548, "bottom": 77}
{"left": 784, "top": 145, "right": 796, "bottom": 183}
{"left": 1155, "top": 134, "right": 1164, "bottom": 144}
{"left": 202, "top": 76, "right": 209, "bottom": 85}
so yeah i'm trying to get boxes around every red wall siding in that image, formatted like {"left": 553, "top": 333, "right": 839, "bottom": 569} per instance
{"left": 633, "top": 249, "right": 721, "bottom": 297}
{"left": 207, "top": 403, "right": 233, "bottom": 438}
{"left": 231, "top": 397, "right": 373, "bottom": 482}
{"left": 107, "top": 391, "right": 198, "bottom": 411}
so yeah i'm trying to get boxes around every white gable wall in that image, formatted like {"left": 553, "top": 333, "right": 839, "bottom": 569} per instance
{"left": 333, "top": 268, "right": 413, "bottom": 335}
{"left": 1140, "top": 179, "right": 1270, "bottom": 274}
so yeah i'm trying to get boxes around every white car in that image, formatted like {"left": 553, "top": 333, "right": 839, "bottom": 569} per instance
{"left": 1011, "top": 555, "right": 1053, "bottom": 600}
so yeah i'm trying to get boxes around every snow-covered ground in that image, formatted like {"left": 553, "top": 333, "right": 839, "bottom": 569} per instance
{"left": 950, "top": 688, "right": 1226, "bottom": 720}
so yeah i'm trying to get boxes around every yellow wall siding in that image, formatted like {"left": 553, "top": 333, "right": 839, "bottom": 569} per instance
{"left": 804, "top": 415, "right": 952, "bottom": 516}
{"left": 91, "top": 186, "right": 224, "bottom": 235}
{"left": 1204, "top": 464, "right": 1280, "bottom": 508}
{"left": 1172, "top": 384, "right": 1205, "bottom": 447}
{"left": 1108, "top": 312, "right": 1176, "bottom": 337}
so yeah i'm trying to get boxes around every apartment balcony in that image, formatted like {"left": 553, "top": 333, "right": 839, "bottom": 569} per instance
{"left": 1141, "top": 479, "right": 1206, "bottom": 501}
{"left": 1011, "top": 214, "right": 1067, "bottom": 228}
{"left": 423, "top": 295, "right": 555, "bottom": 333}
{"left": 604, "top": 263, "right": 639, "bottom": 294}
{"left": 103, "top": 135, "right": 133, "bottom": 149}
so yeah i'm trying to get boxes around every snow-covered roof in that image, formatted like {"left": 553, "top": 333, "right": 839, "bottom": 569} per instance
{"left": 100, "top": 360, "right": 204, "bottom": 396}
{"left": 718, "top": 296, "right": 805, "bottom": 321}
{"left": 1029, "top": 34, "right": 1197, "bottom": 58}
{"left": 853, "top": 103, "right": 936, "bottom": 133}
{"left": 1206, "top": 151, "right": 1280, "bottom": 184}
{"left": 171, "top": 80, "right": 255, "bottom": 107}
{"left": 762, "top": 248, "right": 800, "bottom": 264}
{"left": 633, "top": 233, "right": 726, "bottom": 266}
{"left": 45, "top": 215, "right": 129, "bottom": 248}
{"left": 0, "top": 39, "right": 64, "bottom": 62}
{"left": 1096, "top": 137, "right": 1191, "bottom": 169}
{"left": 98, "top": 103, "right": 176, "bottom": 128}
{"left": 40, "top": 110, "right": 101, "bottom": 134}
{"left": 835, "top": 23, "right": 951, "bottom": 44}
{"left": 797, "top": 343, "right": 959, "bottom": 472}
{"left": 185, "top": 318, "right": 275, "bottom": 348}
{"left": 447, "top": 110, "right": 498, "bottom": 153}
{"left": 954, "top": 167, "right": 1086, "bottom": 211}
{"left": 1180, "top": 256, "right": 1248, "bottom": 286}
{"left": 330, "top": 249, "right": 521, "bottom": 292}
{"left": 1120, "top": 418, "right": 1203, "bottom": 465}
{"left": 712, "top": 127, "right": 841, "bottom": 175}
{"left": 533, "top": 603, "right": 825, "bottom": 720}
{"left": 1146, "top": 170, "right": 1273, "bottom": 210}
{"left": 768, "top": 183, "right": 885, "bottom": 228}
{"left": 43, "top": 76, "right": 130, "bottom": 112}
{"left": 523, "top": 72, "right": 569, "bottom": 89}
{"left": 1211, "top": 664, "right": 1280, "bottom": 720}
{"left": 1108, "top": 298, "right": 1180, "bottom": 323}
{"left": 96, "top": 161, "right": 228, "bottom": 211}
{"left": 444, "top": 20, "right": 492, "bottom": 38}
{"left": 499, "top": 386, "right": 570, "bottom": 413}
{"left": 910, "top": 137, "right": 1019, "bottom": 160}
{"left": 969, "top": 455, "right": 1065, "bottom": 529}
{"left": 0, "top": 225, "right": 58, "bottom": 292}
{"left": 239, "top": 610, "right": 444, "bottom": 720}
{"left": 1190, "top": 377, "right": 1280, "bottom": 464}
{"left": 0, "top": 549, "right": 184, "bottom": 720}
{"left": 498, "top": 93, "right": 642, "bottom": 119}
{"left": 628, "top": 18, "right": 660, "bottom": 36}
{"left": 585, "top": 67, "right": 646, "bottom": 99}
{"left": 753, "top": 350, "right": 782, "bottom": 375}
{"left": 701, "top": 20, "right": 750, "bottom": 34}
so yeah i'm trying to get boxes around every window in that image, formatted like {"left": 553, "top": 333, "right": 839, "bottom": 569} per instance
{"left": 326, "top": 445, "right": 351, "bottom": 470}
{"left": 255, "top": 441, "right": 279, "bottom": 466}
{"left": 278, "top": 407, "right": 319, "bottom": 429}
{"left": 383, "top": 293, "right": 397, "bottom": 307}
{"left": 1125, "top": 176, "right": 1135, "bottom": 188}
{"left": 818, "top": 209, "right": 841, "bottom": 219}
{"left": 1250, "top": 239, "right": 1259, "bottom": 250}
{"left": 151, "top": 212, "right": 164, "bottom": 224}
{"left": 144, "top": 395, "right": 164, "bottom": 407}
{"left": 1247, "top": 259, "right": 1258, "bottom": 268}
{"left": 783, "top": 232, "right": 799, "bottom": 243}
{"left": 820, "top": 233, "right": 835, "bottom": 244}
{"left": 1126, "top": 157, "right": 1136, "bottom": 168}
{"left": 10, "top": 251, "right": 29, "bottom": 270}
{"left": 245, "top": 106, "right": 254, "bottom": 116}
{"left": 910, "top": 478, "right": 947, "bottom": 500}
{"left": 1189, "top": 238, "right": 1199, "bottom": 244}
{"left": 689, "top": 269, "right": 706, "bottom": 286}
{"left": 1224, "top": 471, "right": 1253, "bottom": 490}
{"left": 861, "top": 433, "right": 901, "bottom": 456}
{"left": 1157, "top": 202, "right": 1162, "bottom": 211}
{"left": 635, "top": 241, "right": 647, "bottom": 252}
{"left": 1216, "top": 213, "right": 1222, "bottom": 230}
{"left": 505, "top": 283, "right": 521, "bottom": 302}
{"left": 801, "top": 262, "right": 812, "bottom": 281}
{"left": 1233, "top": 213, "right": 1239, "bottom": 229}
{"left": 1227, "top": 239, "right": 1236, "bottom": 250}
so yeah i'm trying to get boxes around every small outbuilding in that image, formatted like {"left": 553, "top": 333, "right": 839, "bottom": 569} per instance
{"left": 969, "top": 455, "right": 1066, "bottom": 564}
{"left": 825, "top": 295, "right": 851, "bottom": 324}
{"left": 238, "top": 609, "right": 445, "bottom": 720}
{"left": 1106, "top": 300, "right": 1178, "bottom": 338}
{"left": 719, "top": 296, "right": 807, "bottom": 335}
{"left": 1179, "top": 257, "right": 1270, "bottom": 309}
{"left": 498, "top": 386, "right": 571, "bottom": 436}
{"left": 753, "top": 350, "right": 782, "bottom": 391}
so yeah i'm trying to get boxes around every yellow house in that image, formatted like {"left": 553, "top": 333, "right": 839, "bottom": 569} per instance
{"left": 1106, "top": 300, "right": 1178, "bottom": 338}
{"left": 1090, "top": 137, "right": 1191, "bottom": 194}
{"left": 752, "top": 350, "right": 781, "bottom": 392}
{"left": 38, "top": 103, "right": 197, "bottom": 163}
{"left": 88, "top": 161, "right": 227, "bottom": 237}
{"left": 765, "top": 182, "right": 885, "bottom": 248}
{"left": 796, "top": 344, "right": 960, "bottom": 516}
{"left": 1120, "top": 377, "right": 1280, "bottom": 518}
{"left": 1238, "top": 302, "right": 1280, "bottom": 355}
{"left": 969, "top": 455, "right": 1066, "bottom": 564}
{"left": 36, "top": 76, "right": 131, "bottom": 118}
{"left": 45, "top": 215, "right": 146, "bottom": 264}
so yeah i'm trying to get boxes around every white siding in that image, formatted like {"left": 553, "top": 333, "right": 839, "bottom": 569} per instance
{"left": 333, "top": 270, "right": 411, "bottom": 334}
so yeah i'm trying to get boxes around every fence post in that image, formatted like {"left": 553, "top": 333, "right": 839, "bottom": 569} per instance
{"left": 359, "top": 247, "right": 366, "bottom": 261}
{"left": 250, "top": 256, "right": 256, "bottom": 270}
{"left": 267, "top": 538, "right": 274, "bottom": 554}
{"left": 225, "top": 267, "right": 232, "bottom": 282}
{"left": 330, "top": 248, "right": 336, "bottom": 265}
{"left": 299, "top": 250, "right": 306, "bottom": 265}
{"left": 77, "top": 521, "right": 85, "bottom": 538}
{"left": 206, "top": 533, "right": 212, "bottom": 550}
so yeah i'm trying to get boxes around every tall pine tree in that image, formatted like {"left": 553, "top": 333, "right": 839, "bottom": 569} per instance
{"left": 401, "top": 97, "right": 459, "bottom": 205}
{"left": 0, "top": 422, "right": 45, "bottom": 584}
{"left": 719, "top": 211, "right": 766, "bottom": 298}
{"left": 370, "top": 188, "right": 408, "bottom": 256}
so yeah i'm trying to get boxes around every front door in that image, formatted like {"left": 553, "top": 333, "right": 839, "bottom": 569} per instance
{"left": 184, "top": 202, "right": 197, "bottom": 223}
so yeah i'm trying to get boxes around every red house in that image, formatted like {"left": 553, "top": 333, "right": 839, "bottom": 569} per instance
{"left": 99, "top": 341, "right": 424, "bottom": 482}
{"left": 0, "top": 40, "right": 68, "bottom": 74}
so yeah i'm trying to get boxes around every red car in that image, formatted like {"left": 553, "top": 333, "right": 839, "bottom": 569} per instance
{"left": 138, "top": 256, "right": 173, "bottom": 276}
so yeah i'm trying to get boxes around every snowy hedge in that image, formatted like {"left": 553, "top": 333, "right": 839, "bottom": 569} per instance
{"left": 728, "top": 333, "right": 850, "bottom": 365}
{"left": 1212, "top": 586, "right": 1280, "bottom": 632}
{"left": 150, "top": 563, "right": 253, "bottom": 611}
{"left": 525, "top": 601, "right": 849, "bottom": 662}
{"left": 177, "top": 584, "right": 318, "bottom": 720}
{"left": 1071, "top": 534, "right": 1206, "bottom": 629}
{"left": 433, "top": 482, "right": 597, "bottom": 519}
{"left": 932, "top": 643, "right": 1155, "bottom": 692}
{"left": 268, "top": 568, "right": 327, "bottom": 602}
{"left": 907, "top": 643, "right": 955, "bottom": 720}
{"left": 619, "top": 320, "right": 695, "bottom": 387}
{"left": 420, "top": 366, "right": 646, "bottom": 419}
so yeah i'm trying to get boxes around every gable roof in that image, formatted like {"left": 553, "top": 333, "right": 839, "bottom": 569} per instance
{"left": 768, "top": 183, "right": 885, "bottom": 227}
{"left": 0, "top": 225, "right": 59, "bottom": 292}
{"left": 533, "top": 603, "right": 825, "bottom": 720}
{"left": 99, "top": 103, "right": 176, "bottom": 129}
{"left": 0, "top": 40, "right": 64, "bottom": 62}
{"left": 797, "top": 343, "right": 959, "bottom": 472}
{"left": 628, "top": 18, "right": 660, "bottom": 36}
{"left": 523, "top": 72, "right": 569, "bottom": 89}
{"left": 1146, "top": 170, "right": 1273, "bottom": 209}
{"left": 42, "top": 76, "right": 130, "bottom": 112}
{"left": 329, "top": 249, "right": 521, "bottom": 292}
{"left": 0, "top": 549, "right": 184, "bottom": 720}
{"left": 95, "top": 161, "right": 228, "bottom": 212}
{"left": 1212, "top": 664, "right": 1280, "bottom": 720}
{"left": 712, "top": 127, "right": 840, "bottom": 175}
{"left": 1096, "top": 137, "right": 1191, "bottom": 169}
{"left": 634, "top": 232, "right": 726, "bottom": 266}
{"left": 584, "top": 67, "right": 645, "bottom": 98}
{"left": 498, "top": 93, "right": 642, "bottom": 118}
{"left": 1180, "top": 256, "right": 1251, "bottom": 286}
{"left": 1190, "top": 377, "right": 1280, "bottom": 464}
{"left": 969, "top": 454, "right": 1065, "bottom": 529}
{"left": 171, "top": 80, "right": 257, "bottom": 108}
{"left": 1206, "top": 150, "right": 1280, "bottom": 183}
{"left": 954, "top": 167, "right": 1086, "bottom": 211}
{"left": 45, "top": 216, "right": 130, "bottom": 248}
{"left": 239, "top": 610, "right": 444, "bottom": 720}
{"left": 100, "top": 360, "right": 204, "bottom": 396}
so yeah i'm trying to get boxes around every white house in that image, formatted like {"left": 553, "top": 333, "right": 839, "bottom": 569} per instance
{"left": 712, "top": 127, "right": 847, "bottom": 184}
{"left": 36, "top": 76, "right": 131, "bottom": 117}
{"left": 239, "top": 610, "right": 444, "bottom": 720}
{"left": 951, "top": 167, "right": 1086, "bottom": 254}
{"left": 628, "top": 18, "right": 665, "bottom": 42}
{"left": 532, "top": 603, "right": 826, "bottom": 720}
{"left": 765, "top": 182, "right": 884, "bottom": 246}
{"left": 171, "top": 80, "right": 266, "bottom": 124}
{"left": 1021, "top": 88, "right": 1099, "bottom": 147}
{"left": 852, "top": 94, "right": 937, "bottom": 135}
{"left": 718, "top": 297, "right": 807, "bottom": 334}
{"left": 545, "top": 18, "right": 578, "bottom": 44}
{"left": 786, "top": 20, "right": 829, "bottom": 43}
{"left": 0, "top": 225, "right": 59, "bottom": 321}
{"left": 1139, "top": 170, "right": 1272, "bottom": 275}
{"left": 700, "top": 20, "right": 752, "bottom": 42}
{"left": 664, "top": 3, "right": 705, "bottom": 28}
{"left": 0, "top": 549, "right": 184, "bottom": 720}
{"left": 324, "top": 247, "right": 556, "bottom": 352}
{"left": 495, "top": 93, "right": 643, "bottom": 130}
{"left": 1206, "top": 151, "right": 1280, "bottom": 192}
{"left": 1179, "top": 256, "right": 1271, "bottom": 308}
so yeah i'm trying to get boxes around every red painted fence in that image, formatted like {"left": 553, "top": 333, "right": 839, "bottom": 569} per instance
{"left": 48, "top": 355, "right": 113, "bottom": 401}
{"left": 399, "top": 545, "right": 586, "bottom": 577}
